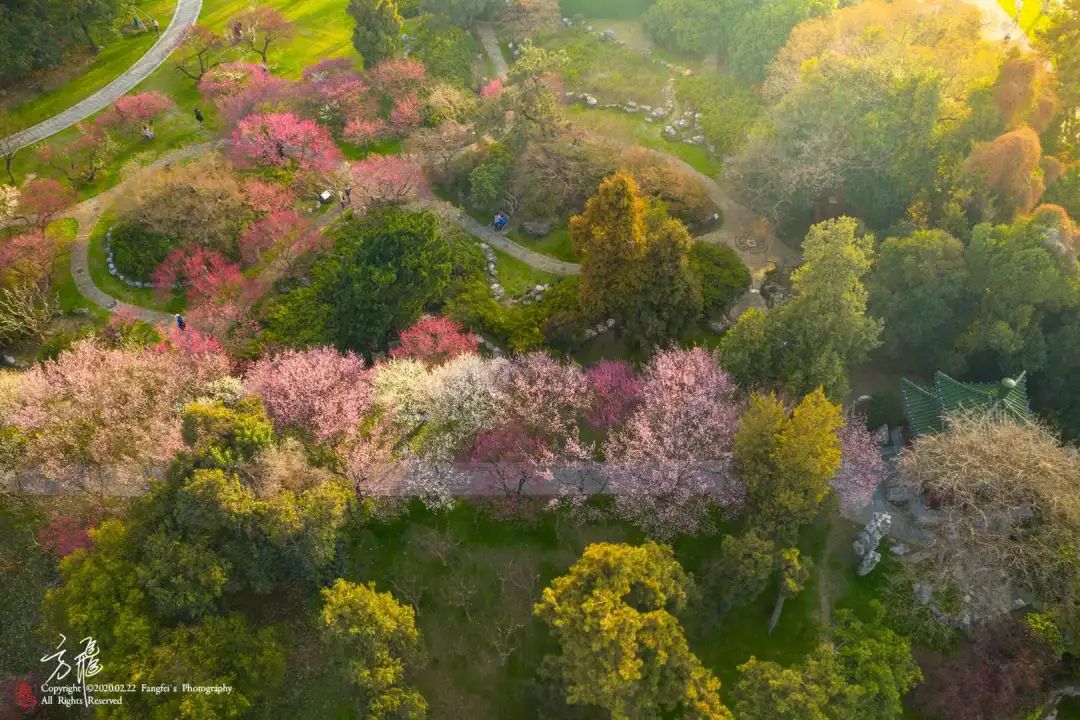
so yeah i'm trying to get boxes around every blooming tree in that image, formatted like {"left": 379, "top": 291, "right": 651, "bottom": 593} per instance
{"left": 481, "top": 78, "right": 506, "bottom": 99}
{"left": 342, "top": 117, "right": 388, "bottom": 146}
{"left": 391, "top": 315, "right": 479, "bottom": 366}
{"left": 0, "top": 184, "right": 18, "bottom": 222}
{"left": 234, "top": 6, "right": 295, "bottom": 64}
{"left": 585, "top": 360, "right": 642, "bottom": 429}
{"left": 367, "top": 58, "right": 427, "bottom": 96}
{"left": 605, "top": 348, "right": 743, "bottom": 538}
{"left": 831, "top": 413, "right": 885, "bottom": 515}
{"left": 152, "top": 246, "right": 243, "bottom": 304}
{"left": 0, "top": 233, "right": 64, "bottom": 287}
{"left": 231, "top": 112, "right": 342, "bottom": 173}
{"left": 348, "top": 155, "right": 426, "bottom": 208}
{"left": 473, "top": 353, "right": 593, "bottom": 504}
{"left": 303, "top": 59, "right": 372, "bottom": 129}
{"left": 10, "top": 339, "right": 227, "bottom": 493}
{"left": 389, "top": 93, "right": 422, "bottom": 132}
{"left": 245, "top": 347, "right": 371, "bottom": 442}
{"left": 95, "top": 92, "right": 174, "bottom": 133}
{"left": 36, "top": 123, "right": 118, "bottom": 184}
{"left": 241, "top": 178, "right": 295, "bottom": 214}
{"left": 175, "top": 24, "right": 227, "bottom": 82}
{"left": 238, "top": 209, "right": 323, "bottom": 274}
{"left": 13, "top": 179, "right": 77, "bottom": 234}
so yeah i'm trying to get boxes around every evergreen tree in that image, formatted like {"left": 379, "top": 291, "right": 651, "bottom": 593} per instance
{"left": 349, "top": 0, "right": 404, "bottom": 67}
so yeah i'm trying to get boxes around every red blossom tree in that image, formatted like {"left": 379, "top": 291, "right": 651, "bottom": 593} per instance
{"left": 95, "top": 92, "right": 174, "bottom": 133}
{"left": 348, "top": 155, "right": 426, "bottom": 207}
{"left": 245, "top": 347, "right": 372, "bottom": 442}
{"left": 234, "top": 6, "right": 295, "bottom": 64}
{"left": 231, "top": 112, "right": 342, "bottom": 173}
{"left": 605, "top": 347, "right": 743, "bottom": 538}
{"left": 481, "top": 78, "right": 506, "bottom": 99}
{"left": 152, "top": 246, "right": 244, "bottom": 304}
{"left": 585, "top": 360, "right": 642, "bottom": 429}
{"left": 390, "top": 315, "right": 480, "bottom": 366}
{"left": 238, "top": 209, "right": 323, "bottom": 275}
{"left": 12, "top": 179, "right": 76, "bottom": 234}
{"left": 36, "top": 513, "right": 98, "bottom": 556}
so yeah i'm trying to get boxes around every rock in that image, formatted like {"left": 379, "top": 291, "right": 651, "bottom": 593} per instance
{"left": 664, "top": 125, "right": 677, "bottom": 137}
{"left": 605, "top": 318, "right": 616, "bottom": 328}
{"left": 852, "top": 511, "right": 892, "bottom": 575}
{"left": 602, "top": 29, "right": 616, "bottom": 40}
{"left": 585, "top": 95, "right": 598, "bottom": 107}
{"left": 1, "top": 355, "right": 16, "bottom": 366}
{"left": 889, "top": 543, "right": 907, "bottom": 555}
{"left": 856, "top": 549, "right": 881, "bottom": 576}
{"left": 522, "top": 218, "right": 554, "bottom": 237}
{"left": 914, "top": 583, "right": 933, "bottom": 605}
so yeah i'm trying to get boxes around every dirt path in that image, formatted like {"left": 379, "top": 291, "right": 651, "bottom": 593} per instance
{"left": 0, "top": 0, "right": 203, "bottom": 152}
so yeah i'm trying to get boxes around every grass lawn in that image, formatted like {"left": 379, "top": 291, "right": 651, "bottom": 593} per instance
{"left": 2, "top": 0, "right": 178, "bottom": 131}
{"left": 87, "top": 211, "right": 186, "bottom": 313}
{"left": 995, "top": 0, "right": 1053, "bottom": 33}
{"left": 507, "top": 225, "right": 577, "bottom": 263}
{"left": 492, "top": 247, "right": 557, "bottom": 297}
{"left": 568, "top": 106, "right": 724, "bottom": 178}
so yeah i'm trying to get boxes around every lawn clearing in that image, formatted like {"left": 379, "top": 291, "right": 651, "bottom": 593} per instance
{"left": 507, "top": 225, "right": 577, "bottom": 263}
{"left": 539, "top": 25, "right": 671, "bottom": 106}
{"left": 492, "top": 247, "right": 558, "bottom": 297}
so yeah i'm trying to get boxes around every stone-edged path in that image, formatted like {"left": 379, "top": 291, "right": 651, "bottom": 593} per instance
{"left": 476, "top": 23, "right": 510, "bottom": 79}
{"left": 0, "top": 0, "right": 203, "bottom": 153}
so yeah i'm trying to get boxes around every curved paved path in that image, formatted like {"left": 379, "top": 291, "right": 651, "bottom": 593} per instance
{"left": 0, "top": 0, "right": 203, "bottom": 152}
{"left": 476, "top": 23, "right": 510, "bottom": 79}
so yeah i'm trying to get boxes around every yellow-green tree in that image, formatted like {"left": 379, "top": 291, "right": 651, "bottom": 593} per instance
{"left": 573, "top": 172, "right": 703, "bottom": 345}
{"left": 320, "top": 579, "right": 427, "bottom": 719}
{"left": 735, "top": 390, "right": 843, "bottom": 542}
{"left": 572, "top": 171, "right": 649, "bottom": 321}
{"left": 534, "top": 542, "right": 733, "bottom": 720}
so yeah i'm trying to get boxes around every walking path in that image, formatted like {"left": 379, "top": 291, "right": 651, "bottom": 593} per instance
{"left": 0, "top": 0, "right": 203, "bottom": 152}
{"left": 960, "top": 0, "right": 1032, "bottom": 48}
{"left": 476, "top": 23, "right": 510, "bottom": 79}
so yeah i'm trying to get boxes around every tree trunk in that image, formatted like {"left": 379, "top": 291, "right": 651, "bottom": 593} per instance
{"left": 79, "top": 18, "right": 98, "bottom": 53}
{"left": 767, "top": 592, "right": 786, "bottom": 635}
{"left": 4, "top": 155, "right": 14, "bottom": 185}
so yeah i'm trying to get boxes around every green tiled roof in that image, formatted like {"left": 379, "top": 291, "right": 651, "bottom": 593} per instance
{"left": 901, "top": 371, "right": 1032, "bottom": 436}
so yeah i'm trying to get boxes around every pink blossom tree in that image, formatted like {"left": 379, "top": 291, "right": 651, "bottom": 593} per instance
{"left": 241, "top": 178, "right": 295, "bottom": 214}
{"left": 231, "top": 112, "right": 342, "bottom": 174}
{"left": 95, "top": 92, "right": 174, "bottom": 134}
{"left": 348, "top": 155, "right": 426, "bottom": 208}
{"left": 37, "top": 513, "right": 99, "bottom": 556}
{"left": 391, "top": 315, "right": 479, "bottom": 366}
{"left": 238, "top": 209, "right": 322, "bottom": 274}
{"left": 342, "top": 117, "right": 388, "bottom": 146}
{"left": 389, "top": 93, "right": 422, "bottom": 132}
{"left": 12, "top": 179, "right": 77, "bottom": 234}
{"left": 832, "top": 413, "right": 886, "bottom": 515}
{"left": 199, "top": 61, "right": 268, "bottom": 103}
{"left": 585, "top": 360, "right": 642, "bottom": 429}
{"left": 303, "top": 59, "right": 372, "bottom": 129}
{"left": 604, "top": 348, "right": 743, "bottom": 538}
{"left": 472, "top": 353, "right": 593, "bottom": 504}
{"left": 245, "top": 347, "right": 371, "bottom": 442}
{"left": 234, "top": 6, "right": 295, "bottom": 64}
{"left": 0, "top": 233, "right": 61, "bottom": 286}
{"left": 10, "top": 339, "right": 227, "bottom": 494}
{"left": 367, "top": 58, "right": 427, "bottom": 97}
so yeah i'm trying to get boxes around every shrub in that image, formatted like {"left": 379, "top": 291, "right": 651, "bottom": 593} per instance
{"left": 867, "top": 390, "right": 905, "bottom": 430}
{"left": 688, "top": 242, "right": 750, "bottom": 313}
{"left": 469, "top": 144, "right": 514, "bottom": 212}
{"left": 111, "top": 224, "right": 177, "bottom": 281}
{"left": 675, "top": 74, "right": 763, "bottom": 156}
{"left": 559, "top": 0, "right": 653, "bottom": 19}
{"left": 412, "top": 20, "right": 478, "bottom": 86}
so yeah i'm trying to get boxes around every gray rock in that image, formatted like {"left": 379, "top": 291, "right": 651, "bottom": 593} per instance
{"left": 914, "top": 583, "right": 933, "bottom": 605}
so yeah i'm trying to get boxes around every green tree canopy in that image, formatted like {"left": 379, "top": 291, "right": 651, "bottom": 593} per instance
{"left": 349, "top": 0, "right": 404, "bottom": 66}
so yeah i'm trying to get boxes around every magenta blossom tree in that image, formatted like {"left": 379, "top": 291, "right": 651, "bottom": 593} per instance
{"left": 585, "top": 360, "right": 642, "bottom": 429}
{"left": 231, "top": 112, "right": 342, "bottom": 173}
{"left": 238, "top": 209, "right": 323, "bottom": 274}
{"left": 832, "top": 413, "right": 886, "bottom": 515}
{"left": 245, "top": 347, "right": 372, "bottom": 442}
{"left": 605, "top": 348, "right": 743, "bottom": 538}
{"left": 391, "top": 315, "right": 479, "bottom": 366}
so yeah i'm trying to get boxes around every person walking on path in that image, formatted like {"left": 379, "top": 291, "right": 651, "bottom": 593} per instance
{"left": 343, "top": 183, "right": 351, "bottom": 205}
{"left": 194, "top": 107, "right": 204, "bottom": 124}
{"left": 152, "top": 18, "right": 160, "bottom": 37}
{"left": 175, "top": 314, "right": 186, "bottom": 332}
